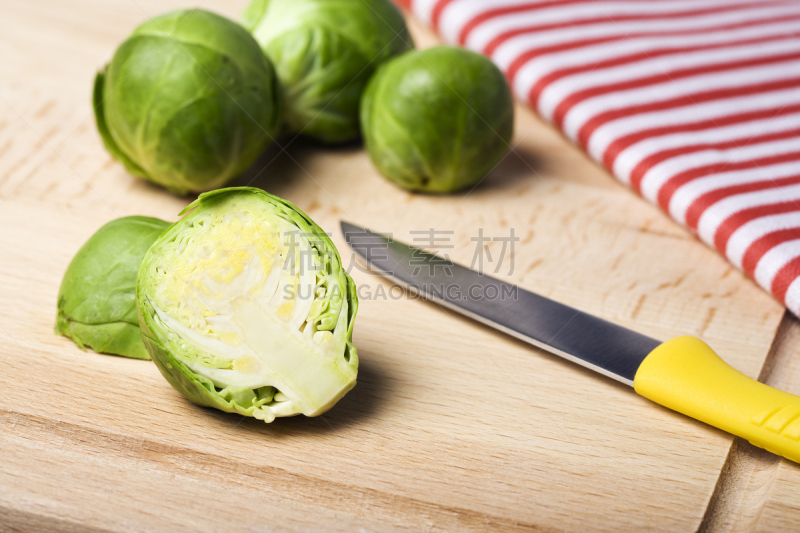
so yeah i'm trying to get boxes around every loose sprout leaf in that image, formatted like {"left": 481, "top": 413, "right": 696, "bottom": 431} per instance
{"left": 55, "top": 216, "right": 171, "bottom": 359}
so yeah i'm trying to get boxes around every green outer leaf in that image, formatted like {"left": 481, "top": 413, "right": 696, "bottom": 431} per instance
{"left": 92, "top": 69, "right": 147, "bottom": 177}
{"left": 240, "top": 0, "right": 270, "bottom": 31}
{"left": 55, "top": 320, "right": 151, "bottom": 360}
{"left": 139, "top": 187, "right": 358, "bottom": 421}
{"left": 242, "top": 0, "right": 413, "bottom": 143}
{"left": 264, "top": 27, "right": 371, "bottom": 143}
{"left": 99, "top": 9, "right": 281, "bottom": 195}
{"left": 361, "top": 46, "right": 515, "bottom": 193}
{"left": 55, "top": 216, "right": 171, "bottom": 359}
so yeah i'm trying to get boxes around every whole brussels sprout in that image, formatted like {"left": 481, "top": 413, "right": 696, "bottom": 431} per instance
{"left": 361, "top": 46, "right": 514, "bottom": 193}
{"left": 55, "top": 216, "right": 171, "bottom": 360}
{"left": 94, "top": 9, "right": 282, "bottom": 195}
{"left": 137, "top": 187, "right": 358, "bottom": 422}
{"left": 241, "top": 0, "right": 413, "bottom": 144}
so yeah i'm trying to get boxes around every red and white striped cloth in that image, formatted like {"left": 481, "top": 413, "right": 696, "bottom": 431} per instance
{"left": 395, "top": 0, "right": 800, "bottom": 317}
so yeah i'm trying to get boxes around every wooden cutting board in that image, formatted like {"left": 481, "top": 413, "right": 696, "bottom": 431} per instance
{"left": 1, "top": 0, "right": 797, "bottom": 531}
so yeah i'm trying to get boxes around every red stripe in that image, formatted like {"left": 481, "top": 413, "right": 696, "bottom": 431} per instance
{"left": 431, "top": 0, "right": 456, "bottom": 32}
{"left": 527, "top": 31, "right": 800, "bottom": 110}
{"left": 772, "top": 255, "right": 800, "bottom": 304}
{"left": 743, "top": 227, "right": 800, "bottom": 277}
{"left": 714, "top": 201, "right": 800, "bottom": 255}
{"left": 482, "top": 1, "right": 791, "bottom": 54}
{"left": 458, "top": 0, "right": 623, "bottom": 46}
{"left": 603, "top": 102, "right": 800, "bottom": 172}
{"left": 552, "top": 50, "right": 800, "bottom": 130}
{"left": 393, "top": 0, "right": 412, "bottom": 9}
{"left": 505, "top": 14, "right": 800, "bottom": 86}
{"left": 576, "top": 76, "right": 800, "bottom": 150}
{"left": 686, "top": 175, "right": 800, "bottom": 231}
{"left": 628, "top": 126, "right": 800, "bottom": 194}
{"left": 656, "top": 151, "right": 800, "bottom": 212}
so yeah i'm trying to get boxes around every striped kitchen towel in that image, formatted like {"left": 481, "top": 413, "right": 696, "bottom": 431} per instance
{"left": 395, "top": 0, "right": 800, "bottom": 316}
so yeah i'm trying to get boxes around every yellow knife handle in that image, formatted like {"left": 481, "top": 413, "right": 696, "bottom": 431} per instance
{"left": 634, "top": 336, "right": 800, "bottom": 463}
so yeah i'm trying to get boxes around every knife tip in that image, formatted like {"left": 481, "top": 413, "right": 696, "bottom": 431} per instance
{"left": 340, "top": 220, "right": 363, "bottom": 242}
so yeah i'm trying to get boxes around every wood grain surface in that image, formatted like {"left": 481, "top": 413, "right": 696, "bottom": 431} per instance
{"left": 0, "top": 1, "right": 796, "bottom": 531}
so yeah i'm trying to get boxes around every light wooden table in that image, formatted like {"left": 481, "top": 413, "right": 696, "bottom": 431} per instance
{"left": 1, "top": 1, "right": 798, "bottom": 531}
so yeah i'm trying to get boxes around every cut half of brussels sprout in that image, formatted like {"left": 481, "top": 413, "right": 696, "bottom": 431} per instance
{"left": 137, "top": 188, "right": 358, "bottom": 422}
{"left": 56, "top": 216, "right": 170, "bottom": 360}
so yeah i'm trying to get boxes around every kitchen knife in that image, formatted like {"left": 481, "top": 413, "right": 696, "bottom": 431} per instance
{"left": 341, "top": 221, "right": 800, "bottom": 464}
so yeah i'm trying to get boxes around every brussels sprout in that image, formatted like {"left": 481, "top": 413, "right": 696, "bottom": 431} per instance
{"left": 94, "top": 9, "right": 282, "bottom": 195}
{"left": 361, "top": 46, "right": 514, "bottom": 193}
{"left": 137, "top": 187, "right": 358, "bottom": 422}
{"left": 241, "top": 0, "right": 413, "bottom": 144}
{"left": 55, "top": 216, "right": 171, "bottom": 360}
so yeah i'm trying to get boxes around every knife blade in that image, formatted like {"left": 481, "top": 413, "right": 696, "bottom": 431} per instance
{"left": 342, "top": 221, "right": 800, "bottom": 464}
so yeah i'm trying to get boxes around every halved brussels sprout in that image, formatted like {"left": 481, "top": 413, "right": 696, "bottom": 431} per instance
{"left": 56, "top": 216, "right": 170, "bottom": 359}
{"left": 137, "top": 187, "right": 358, "bottom": 422}
{"left": 94, "top": 9, "right": 282, "bottom": 195}
{"left": 361, "top": 46, "right": 514, "bottom": 193}
{"left": 241, "top": 0, "right": 413, "bottom": 144}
